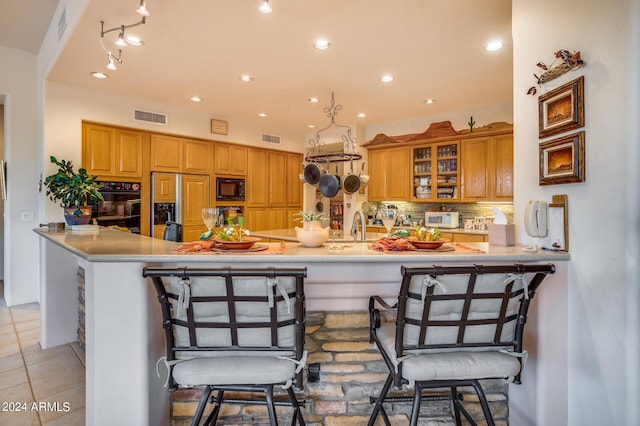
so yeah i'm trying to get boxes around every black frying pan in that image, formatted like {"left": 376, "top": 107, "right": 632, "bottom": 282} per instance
{"left": 303, "top": 162, "right": 322, "bottom": 185}
{"left": 319, "top": 165, "right": 341, "bottom": 198}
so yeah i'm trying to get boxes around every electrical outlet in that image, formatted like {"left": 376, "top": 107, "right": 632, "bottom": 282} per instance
{"left": 21, "top": 211, "right": 34, "bottom": 222}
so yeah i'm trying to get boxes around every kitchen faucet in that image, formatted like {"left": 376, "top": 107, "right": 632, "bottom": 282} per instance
{"left": 350, "top": 209, "right": 366, "bottom": 242}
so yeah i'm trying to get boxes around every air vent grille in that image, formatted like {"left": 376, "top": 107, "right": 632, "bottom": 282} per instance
{"left": 134, "top": 109, "right": 168, "bottom": 125}
{"left": 261, "top": 133, "right": 281, "bottom": 144}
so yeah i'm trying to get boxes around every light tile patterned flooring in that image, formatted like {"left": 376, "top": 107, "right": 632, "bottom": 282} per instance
{"left": 0, "top": 282, "right": 86, "bottom": 425}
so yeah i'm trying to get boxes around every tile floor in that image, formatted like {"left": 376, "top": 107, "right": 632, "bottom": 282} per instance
{"left": 0, "top": 282, "right": 86, "bottom": 425}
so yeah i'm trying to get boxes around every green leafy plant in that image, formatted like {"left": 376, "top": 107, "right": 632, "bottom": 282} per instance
{"left": 44, "top": 156, "right": 103, "bottom": 209}
{"left": 295, "top": 210, "right": 325, "bottom": 222}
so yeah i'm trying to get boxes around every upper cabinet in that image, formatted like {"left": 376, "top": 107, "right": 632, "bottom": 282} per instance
{"left": 150, "top": 134, "right": 211, "bottom": 174}
{"left": 364, "top": 121, "right": 513, "bottom": 204}
{"left": 246, "top": 149, "right": 269, "bottom": 206}
{"left": 215, "top": 143, "right": 247, "bottom": 176}
{"left": 367, "top": 146, "right": 411, "bottom": 201}
{"left": 83, "top": 122, "right": 144, "bottom": 179}
{"left": 461, "top": 134, "right": 513, "bottom": 202}
{"left": 286, "top": 152, "right": 303, "bottom": 207}
{"left": 411, "top": 141, "right": 460, "bottom": 202}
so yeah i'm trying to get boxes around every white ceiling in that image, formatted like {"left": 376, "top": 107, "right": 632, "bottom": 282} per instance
{"left": 2, "top": 0, "right": 513, "bottom": 143}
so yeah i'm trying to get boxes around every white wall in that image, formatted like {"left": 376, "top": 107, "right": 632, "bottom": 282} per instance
{"left": 0, "top": 46, "right": 42, "bottom": 305}
{"left": 0, "top": 104, "right": 5, "bottom": 277}
{"left": 513, "top": 1, "right": 638, "bottom": 425}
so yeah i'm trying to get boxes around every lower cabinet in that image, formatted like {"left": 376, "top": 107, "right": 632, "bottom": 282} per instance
{"left": 245, "top": 207, "right": 287, "bottom": 232}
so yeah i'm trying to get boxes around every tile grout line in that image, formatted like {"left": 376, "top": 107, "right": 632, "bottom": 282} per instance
{"left": 8, "top": 306, "right": 44, "bottom": 426}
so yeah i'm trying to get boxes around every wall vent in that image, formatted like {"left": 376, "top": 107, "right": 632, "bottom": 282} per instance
{"left": 133, "top": 109, "right": 168, "bottom": 125}
{"left": 57, "top": 8, "right": 67, "bottom": 41}
{"left": 261, "top": 133, "right": 281, "bottom": 144}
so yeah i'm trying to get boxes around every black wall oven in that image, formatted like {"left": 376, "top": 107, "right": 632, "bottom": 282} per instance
{"left": 91, "top": 181, "right": 141, "bottom": 233}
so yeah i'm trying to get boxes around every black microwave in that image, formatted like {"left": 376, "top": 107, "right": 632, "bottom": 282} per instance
{"left": 216, "top": 177, "right": 245, "bottom": 201}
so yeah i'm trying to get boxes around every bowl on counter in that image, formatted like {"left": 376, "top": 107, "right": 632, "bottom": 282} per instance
{"left": 408, "top": 237, "right": 449, "bottom": 250}
{"left": 213, "top": 236, "right": 261, "bottom": 250}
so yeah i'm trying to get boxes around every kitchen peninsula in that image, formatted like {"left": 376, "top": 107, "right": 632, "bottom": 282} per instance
{"left": 36, "top": 228, "right": 569, "bottom": 425}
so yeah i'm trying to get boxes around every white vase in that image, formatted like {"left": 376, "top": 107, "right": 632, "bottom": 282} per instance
{"left": 295, "top": 221, "right": 329, "bottom": 247}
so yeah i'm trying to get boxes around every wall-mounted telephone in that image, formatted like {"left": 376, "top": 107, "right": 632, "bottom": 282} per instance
{"left": 524, "top": 200, "right": 548, "bottom": 238}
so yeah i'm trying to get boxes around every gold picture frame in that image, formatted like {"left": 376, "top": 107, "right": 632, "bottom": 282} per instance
{"left": 538, "top": 76, "right": 584, "bottom": 139}
{"left": 539, "top": 131, "right": 585, "bottom": 185}
{"left": 211, "top": 119, "right": 228, "bottom": 135}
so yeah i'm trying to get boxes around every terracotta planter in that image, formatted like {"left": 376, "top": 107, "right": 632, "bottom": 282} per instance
{"left": 63, "top": 206, "right": 93, "bottom": 226}
{"left": 295, "top": 221, "right": 329, "bottom": 247}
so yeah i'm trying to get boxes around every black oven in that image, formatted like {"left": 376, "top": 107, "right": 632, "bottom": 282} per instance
{"left": 91, "top": 181, "right": 141, "bottom": 233}
{"left": 216, "top": 177, "right": 245, "bottom": 201}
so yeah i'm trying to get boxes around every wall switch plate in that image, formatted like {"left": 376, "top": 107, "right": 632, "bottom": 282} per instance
{"left": 21, "top": 211, "right": 34, "bottom": 222}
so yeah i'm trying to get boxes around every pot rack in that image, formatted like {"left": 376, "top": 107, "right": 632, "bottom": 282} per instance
{"left": 306, "top": 92, "right": 361, "bottom": 163}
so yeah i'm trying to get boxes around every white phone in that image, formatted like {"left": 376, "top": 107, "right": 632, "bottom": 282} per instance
{"left": 524, "top": 200, "right": 548, "bottom": 238}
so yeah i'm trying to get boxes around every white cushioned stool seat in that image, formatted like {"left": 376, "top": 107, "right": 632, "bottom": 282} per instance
{"left": 173, "top": 356, "right": 296, "bottom": 386}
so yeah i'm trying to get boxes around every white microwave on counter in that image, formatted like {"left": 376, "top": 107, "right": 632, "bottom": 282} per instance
{"left": 424, "top": 211, "right": 459, "bottom": 228}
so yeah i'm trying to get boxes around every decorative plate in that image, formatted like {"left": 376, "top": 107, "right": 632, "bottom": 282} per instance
{"left": 213, "top": 236, "right": 261, "bottom": 250}
{"left": 408, "top": 238, "right": 450, "bottom": 250}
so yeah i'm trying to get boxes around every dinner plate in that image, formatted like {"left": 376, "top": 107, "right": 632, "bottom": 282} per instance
{"left": 213, "top": 236, "right": 261, "bottom": 250}
{"left": 211, "top": 244, "right": 268, "bottom": 253}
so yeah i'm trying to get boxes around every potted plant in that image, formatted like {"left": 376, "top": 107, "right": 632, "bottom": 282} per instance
{"left": 44, "top": 156, "right": 103, "bottom": 225}
{"left": 294, "top": 211, "right": 329, "bottom": 247}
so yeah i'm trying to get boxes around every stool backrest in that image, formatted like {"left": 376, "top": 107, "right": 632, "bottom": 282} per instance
{"left": 396, "top": 264, "right": 555, "bottom": 357}
{"left": 143, "top": 266, "right": 307, "bottom": 388}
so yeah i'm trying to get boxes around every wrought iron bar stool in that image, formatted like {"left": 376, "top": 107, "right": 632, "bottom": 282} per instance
{"left": 143, "top": 266, "right": 307, "bottom": 426}
{"left": 368, "top": 263, "right": 555, "bottom": 426}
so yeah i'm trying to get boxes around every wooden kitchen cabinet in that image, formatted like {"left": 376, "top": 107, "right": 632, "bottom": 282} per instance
{"left": 244, "top": 207, "right": 287, "bottom": 232}
{"left": 452, "top": 233, "right": 486, "bottom": 242}
{"left": 461, "top": 134, "right": 513, "bottom": 202}
{"left": 215, "top": 143, "right": 247, "bottom": 175}
{"left": 286, "top": 152, "right": 303, "bottom": 207}
{"left": 269, "top": 151, "right": 287, "bottom": 205}
{"left": 367, "top": 146, "right": 410, "bottom": 201}
{"left": 82, "top": 122, "right": 144, "bottom": 179}
{"left": 150, "top": 134, "right": 183, "bottom": 172}
{"left": 152, "top": 173, "right": 176, "bottom": 202}
{"left": 246, "top": 149, "right": 269, "bottom": 206}
{"left": 411, "top": 141, "right": 460, "bottom": 202}
{"left": 181, "top": 174, "right": 210, "bottom": 241}
{"left": 183, "top": 138, "right": 211, "bottom": 174}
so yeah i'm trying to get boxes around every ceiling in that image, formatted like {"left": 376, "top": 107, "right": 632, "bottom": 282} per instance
{"left": 2, "top": 0, "right": 513, "bottom": 143}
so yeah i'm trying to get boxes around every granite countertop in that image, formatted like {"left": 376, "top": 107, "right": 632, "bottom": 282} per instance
{"left": 34, "top": 227, "right": 570, "bottom": 263}
{"left": 365, "top": 225, "right": 489, "bottom": 235}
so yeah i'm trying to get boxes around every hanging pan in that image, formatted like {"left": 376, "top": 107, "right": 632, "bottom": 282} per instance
{"left": 343, "top": 158, "right": 361, "bottom": 195}
{"left": 303, "top": 161, "right": 323, "bottom": 186}
{"left": 319, "top": 165, "right": 341, "bottom": 198}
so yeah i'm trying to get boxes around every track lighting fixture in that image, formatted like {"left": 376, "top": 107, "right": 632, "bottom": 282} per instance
{"left": 259, "top": 0, "right": 272, "bottom": 14}
{"left": 99, "top": 1, "right": 150, "bottom": 71}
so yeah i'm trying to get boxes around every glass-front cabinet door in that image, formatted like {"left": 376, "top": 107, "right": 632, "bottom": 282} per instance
{"left": 412, "top": 141, "right": 459, "bottom": 202}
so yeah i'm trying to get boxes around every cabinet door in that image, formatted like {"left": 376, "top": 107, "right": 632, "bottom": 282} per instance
{"left": 244, "top": 208, "right": 268, "bottom": 231}
{"left": 83, "top": 123, "right": 117, "bottom": 177}
{"left": 267, "top": 207, "right": 288, "bottom": 230}
{"left": 116, "top": 129, "right": 143, "bottom": 177}
{"left": 387, "top": 146, "right": 410, "bottom": 200}
{"left": 215, "top": 144, "right": 248, "bottom": 175}
{"left": 181, "top": 175, "right": 209, "bottom": 241}
{"left": 492, "top": 135, "right": 514, "bottom": 201}
{"left": 367, "top": 149, "right": 387, "bottom": 201}
{"left": 183, "top": 139, "right": 211, "bottom": 174}
{"left": 453, "top": 233, "right": 485, "bottom": 243}
{"left": 286, "top": 153, "right": 303, "bottom": 206}
{"left": 461, "top": 137, "right": 491, "bottom": 201}
{"left": 268, "top": 151, "right": 287, "bottom": 206}
{"left": 151, "top": 134, "right": 182, "bottom": 172}
{"left": 152, "top": 173, "right": 176, "bottom": 202}
{"left": 247, "top": 149, "right": 269, "bottom": 206}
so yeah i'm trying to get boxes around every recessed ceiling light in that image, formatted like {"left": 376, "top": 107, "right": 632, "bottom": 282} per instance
{"left": 314, "top": 39, "right": 331, "bottom": 50}
{"left": 91, "top": 72, "right": 108, "bottom": 79}
{"left": 308, "top": 125, "right": 315, "bottom": 128}
{"left": 259, "top": 0, "right": 272, "bottom": 14}
{"left": 358, "top": 113, "right": 366, "bottom": 118}
{"left": 239, "top": 75, "right": 253, "bottom": 82}
{"left": 485, "top": 40, "right": 504, "bottom": 51}
{"left": 308, "top": 97, "right": 319, "bottom": 103}
{"left": 125, "top": 35, "right": 143, "bottom": 46}
{"left": 190, "top": 96, "right": 202, "bottom": 102}
{"left": 424, "top": 99, "right": 436, "bottom": 104}
{"left": 258, "top": 113, "right": 267, "bottom": 117}
{"left": 380, "top": 74, "right": 394, "bottom": 83}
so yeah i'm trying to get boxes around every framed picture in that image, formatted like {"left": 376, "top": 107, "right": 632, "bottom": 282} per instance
{"left": 538, "top": 75, "right": 584, "bottom": 139}
{"left": 211, "top": 119, "right": 228, "bottom": 135}
{"left": 539, "top": 131, "right": 585, "bottom": 185}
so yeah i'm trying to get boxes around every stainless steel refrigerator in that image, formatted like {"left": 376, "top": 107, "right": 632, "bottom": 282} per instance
{"left": 151, "top": 172, "right": 210, "bottom": 241}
